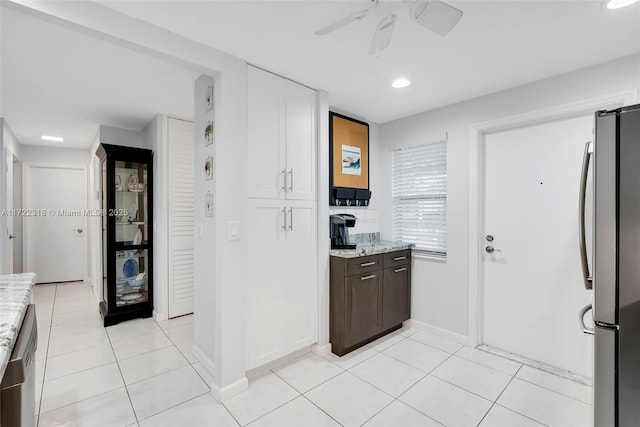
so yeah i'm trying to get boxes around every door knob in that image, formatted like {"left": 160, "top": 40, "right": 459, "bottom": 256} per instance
{"left": 486, "top": 234, "right": 494, "bottom": 242}
{"left": 485, "top": 245, "right": 501, "bottom": 254}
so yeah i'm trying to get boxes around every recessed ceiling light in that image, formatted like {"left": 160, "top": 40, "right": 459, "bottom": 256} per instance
{"left": 606, "top": 0, "right": 639, "bottom": 9}
{"left": 392, "top": 78, "right": 411, "bottom": 88}
{"left": 41, "top": 135, "right": 64, "bottom": 142}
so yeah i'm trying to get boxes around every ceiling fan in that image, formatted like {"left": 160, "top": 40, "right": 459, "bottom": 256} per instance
{"left": 314, "top": 0, "right": 463, "bottom": 55}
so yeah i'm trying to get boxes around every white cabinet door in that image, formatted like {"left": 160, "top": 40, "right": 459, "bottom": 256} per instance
{"left": 285, "top": 81, "right": 317, "bottom": 201}
{"left": 167, "top": 117, "right": 195, "bottom": 318}
{"left": 248, "top": 67, "right": 286, "bottom": 199}
{"left": 246, "top": 199, "right": 287, "bottom": 369}
{"left": 285, "top": 201, "right": 318, "bottom": 351}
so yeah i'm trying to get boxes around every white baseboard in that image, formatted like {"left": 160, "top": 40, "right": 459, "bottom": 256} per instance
{"left": 152, "top": 309, "right": 168, "bottom": 322}
{"left": 406, "top": 319, "right": 470, "bottom": 346}
{"left": 311, "top": 343, "right": 331, "bottom": 356}
{"left": 211, "top": 376, "right": 249, "bottom": 402}
{"left": 192, "top": 344, "right": 216, "bottom": 377}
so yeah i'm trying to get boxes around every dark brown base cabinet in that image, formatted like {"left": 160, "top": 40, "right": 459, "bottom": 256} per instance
{"left": 330, "top": 249, "right": 411, "bottom": 356}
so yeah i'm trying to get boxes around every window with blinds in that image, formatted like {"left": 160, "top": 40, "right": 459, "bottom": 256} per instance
{"left": 392, "top": 140, "right": 447, "bottom": 256}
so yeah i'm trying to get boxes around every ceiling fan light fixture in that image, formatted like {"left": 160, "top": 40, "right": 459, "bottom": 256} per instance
{"left": 606, "top": 0, "right": 639, "bottom": 8}
{"left": 411, "top": 0, "right": 463, "bottom": 36}
{"left": 392, "top": 78, "right": 411, "bottom": 88}
{"left": 369, "top": 14, "right": 397, "bottom": 55}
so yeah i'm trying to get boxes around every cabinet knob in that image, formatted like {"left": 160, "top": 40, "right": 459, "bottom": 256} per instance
{"left": 361, "top": 274, "right": 376, "bottom": 281}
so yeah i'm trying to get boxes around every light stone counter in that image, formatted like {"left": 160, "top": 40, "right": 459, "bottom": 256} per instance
{"left": 0, "top": 273, "right": 36, "bottom": 379}
{"left": 329, "top": 241, "right": 414, "bottom": 258}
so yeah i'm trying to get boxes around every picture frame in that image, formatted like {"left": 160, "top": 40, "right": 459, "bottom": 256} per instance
{"left": 204, "top": 156, "right": 213, "bottom": 181}
{"left": 205, "top": 85, "right": 214, "bottom": 112}
{"left": 205, "top": 191, "right": 214, "bottom": 217}
{"left": 329, "top": 112, "right": 371, "bottom": 206}
{"left": 204, "top": 120, "right": 214, "bottom": 146}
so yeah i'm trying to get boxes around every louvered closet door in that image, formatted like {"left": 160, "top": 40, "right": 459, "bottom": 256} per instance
{"left": 168, "top": 117, "right": 195, "bottom": 318}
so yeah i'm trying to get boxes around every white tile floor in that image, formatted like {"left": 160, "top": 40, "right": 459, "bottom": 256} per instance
{"left": 33, "top": 282, "right": 594, "bottom": 426}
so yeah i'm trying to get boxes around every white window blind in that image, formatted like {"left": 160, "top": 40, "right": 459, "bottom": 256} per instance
{"left": 392, "top": 140, "right": 447, "bottom": 256}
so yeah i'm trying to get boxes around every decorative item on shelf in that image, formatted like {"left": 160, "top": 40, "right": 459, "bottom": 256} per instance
{"left": 127, "top": 173, "right": 138, "bottom": 189}
{"left": 123, "top": 259, "right": 139, "bottom": 279}
{"left": 205, "top": 85, "right": 214, "bottom": 112}
{"left": 115, "top": 174, "right": 122, "bottom": 191}
{"left": 128, "top": 182, "right": 146, "bottom": 192}
{"left": 128, "top": 201, "right": 138, "bottom": 224}
{"left": 204, "top": 156, "right": 213, "bottom": 181}
{"left": 205, "top": 191, "right": 214, "bottom": 217}
{"left": 126, "top": 273, "right": 146, "bottom": 289}
{"left": 329, "top": 112, "right": 371, "bottom": 206}
{"left": 132, "top": 229, "right": 143, "bottom": 245}
{"left": 204, "top": 121, "right": 214, "bottom": 146}
{"left": 115, "top": 277, "right": 126, "bottom": 289}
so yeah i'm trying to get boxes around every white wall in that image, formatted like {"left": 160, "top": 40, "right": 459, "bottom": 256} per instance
{"left": 99, "top": 125, "right": 146, "bottom": 149}
{"left": 1, "top": 121, "right": 22, "bottom": 274}
{"left": 380, "top": 53, "right": 640, "bottom": 339}
{"left": 142, "top": 114, "right": 168, "bottom": 321}
{"left": 19, "top": 145, "right": 89, "bottom": 165}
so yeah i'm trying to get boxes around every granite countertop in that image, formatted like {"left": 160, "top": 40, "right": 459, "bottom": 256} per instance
{"left": 330, "top": 240, "right": 414, "bottom": 258}
{"left": 0, "top": 273, "right": 36, "bottom": 379}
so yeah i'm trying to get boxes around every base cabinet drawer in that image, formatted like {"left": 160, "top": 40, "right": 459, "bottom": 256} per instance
{"left": 330, "top": 249, "right": 411, "bottom": 356}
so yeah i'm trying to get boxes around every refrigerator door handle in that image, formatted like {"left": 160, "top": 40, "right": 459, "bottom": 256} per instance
{"left": 579, "top": 304, "right": 594, "bottom": 335}
{"left": 579, "top": 141, "right": 593, "bottom": 290}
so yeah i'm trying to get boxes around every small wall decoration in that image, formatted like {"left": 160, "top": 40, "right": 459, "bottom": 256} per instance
{"left": 341, "top": 145, "right": 361, "bottom": 176}
{"left": 204, "top": 120, "right": 214, "bottom": 146}
{"left": 329, "top": 112, "right": 371, "bottom": 206}
{"left": 205, "top": 85, "right": 214, "bottom": 111}
{"left": 204, "top": 156, "right": 213, "bottom": 181}
{"left": 205, "top": 191, "right": 214, "bottom": 217}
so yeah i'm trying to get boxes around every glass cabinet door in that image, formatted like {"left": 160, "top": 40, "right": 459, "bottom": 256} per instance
{"left": 114, "top": 161, "right": 149, "bottom": 244}
{"left": 115, "top": 249, "right": 149, "bottom": 307}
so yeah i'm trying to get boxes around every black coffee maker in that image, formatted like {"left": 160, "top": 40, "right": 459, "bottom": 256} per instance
{"left": 330, "top": 214, "right": 357, "bottom": 249}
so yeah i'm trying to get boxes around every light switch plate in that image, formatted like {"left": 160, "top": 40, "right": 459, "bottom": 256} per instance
{"left": 228, "top": 221, "right": 240, "bottom": 241}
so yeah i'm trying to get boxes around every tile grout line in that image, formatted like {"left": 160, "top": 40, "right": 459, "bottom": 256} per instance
{"left": 35, "top": 283, "right": 58, "bottom": 426}
{"left": 473, "top": 363, "right": 551, "bottom": 427}
{"left": 105, "top": 328, "right": 141, "bottom": 426}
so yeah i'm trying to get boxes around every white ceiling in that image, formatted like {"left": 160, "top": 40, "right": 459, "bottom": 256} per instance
{"left": 2, "top": 1, "right": 639, "bottom": 150}
{"left": 1, "top": 6, "right": 199, "bottom": 149}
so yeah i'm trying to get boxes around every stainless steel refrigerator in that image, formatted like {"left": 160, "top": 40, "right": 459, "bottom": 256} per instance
{"left": 580, "top": 103, "right": 640, "bottom": 426}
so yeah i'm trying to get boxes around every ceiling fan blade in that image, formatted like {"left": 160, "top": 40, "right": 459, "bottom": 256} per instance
{"left": 410, "top": 0, "right": 463, "bottom": 36}
{"left": 368, "top": 14, "right": 397, "bottom": 55}
{"left": 314, "top": 9, "right": 371, "bottom": 35}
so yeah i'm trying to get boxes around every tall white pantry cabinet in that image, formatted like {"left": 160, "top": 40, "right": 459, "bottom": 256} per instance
{"left": 246, "top": 66, "right": 318, "bottom": 370}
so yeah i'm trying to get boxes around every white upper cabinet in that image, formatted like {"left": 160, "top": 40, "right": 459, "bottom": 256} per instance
{"left": 248, "top": 66, "right": 317, "bottom": 201}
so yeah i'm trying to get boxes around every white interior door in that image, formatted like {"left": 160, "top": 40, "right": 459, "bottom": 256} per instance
{"left": 168, "top": 117, "right": 195, "bottom": 318}
{"left": 482, "top": 115, "right": 594, "bottom": 377}
{"left": 24, "top": 164, "right": 86, "bottom": 283}
{"left": 3, "top": 148, "right": 14, "bottom": 274}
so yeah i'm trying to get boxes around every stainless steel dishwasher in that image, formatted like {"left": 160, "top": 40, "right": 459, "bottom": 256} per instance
{"left": 1, "top": 304, "right": 37, "bottom": 427}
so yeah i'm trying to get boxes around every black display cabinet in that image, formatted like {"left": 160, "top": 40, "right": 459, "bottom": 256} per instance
{"left": 96, "top": 143, "right": 153, "bottom": 326}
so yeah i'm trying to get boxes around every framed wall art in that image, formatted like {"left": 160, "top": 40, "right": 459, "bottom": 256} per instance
{"left": 329, "top": 112, "right": 371, "bottom": 206}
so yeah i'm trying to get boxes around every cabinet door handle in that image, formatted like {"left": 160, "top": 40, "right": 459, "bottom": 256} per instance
{"left": 281, "top": 169, "right": 287, "bottom": 193}
{"left": 394, "top": 267, "right": 407, "bottom": 273}
{"left": 361, "top": 274, "right": 376, "bottom": 281}
{"left": 360, "top": 261, "right": 376, "bottom": 267}
{"left": 288, "top": 168, "right": 294, "bottom": 192}
{"left": 394, "top": 256, "right": 406, "bottom": 261}
{"left": 282, "top": 208, "right": 287, "bottom": 231}
{"left": 288, "top": 207, "right": 293, "bottom": 231}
